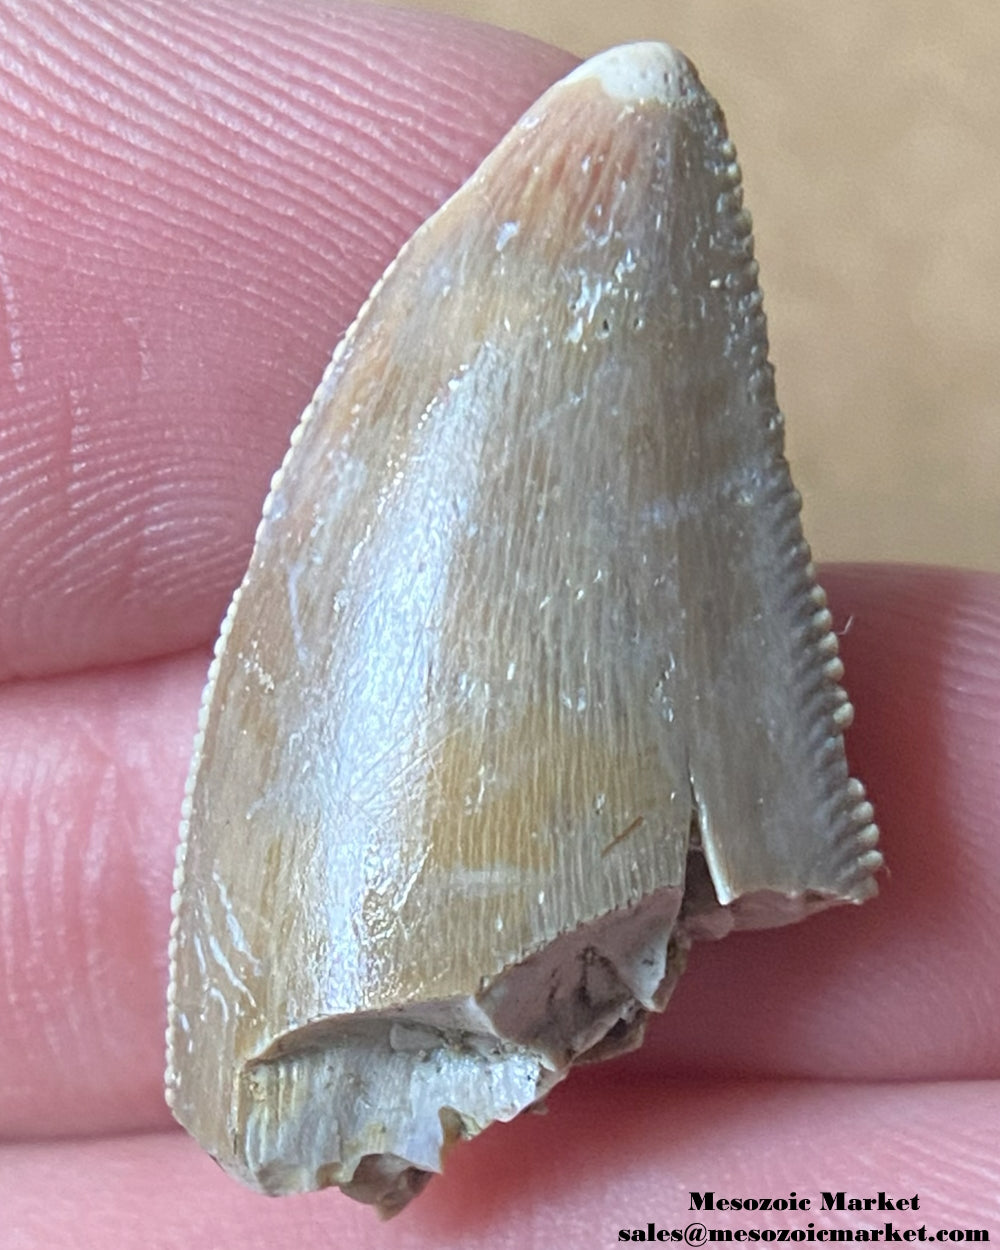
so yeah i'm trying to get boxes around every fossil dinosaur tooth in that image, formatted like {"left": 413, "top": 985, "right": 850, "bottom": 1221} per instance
{"left": 165, "top": 41, "right": 882, "bottom": 1217}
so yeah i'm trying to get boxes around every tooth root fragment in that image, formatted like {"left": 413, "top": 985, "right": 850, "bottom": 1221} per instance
{"left": 165, "top": 41, "right": 882, "bottom": 1216}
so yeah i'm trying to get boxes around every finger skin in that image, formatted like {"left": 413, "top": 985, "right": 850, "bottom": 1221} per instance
{"left": 0, "top": 0, "right": 575, "bottom": 680}
{"left": 1, "top": 567, "right": 998, "bottom": 1138}
{"left": 2, "top": 1080, "right": 998, "bottom": 1246}
{"left": 0, "top": 653, "right": 200, "bottom": 1139}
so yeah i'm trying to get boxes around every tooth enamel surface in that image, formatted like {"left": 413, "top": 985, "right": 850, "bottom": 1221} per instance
{"left": 165, "top": 41, "right": 881, "bottom": 1217}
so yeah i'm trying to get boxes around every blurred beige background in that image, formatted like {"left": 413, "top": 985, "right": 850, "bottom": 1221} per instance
{"left": 377, "top": 0, "right": 999, "bottom": 571}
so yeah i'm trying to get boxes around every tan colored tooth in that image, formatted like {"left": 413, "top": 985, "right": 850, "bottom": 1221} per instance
{"left": 165, "top": 41, "right": 881, "bottom": 1216}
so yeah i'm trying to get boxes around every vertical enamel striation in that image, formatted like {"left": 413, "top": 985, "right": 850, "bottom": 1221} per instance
{"left": 166, "top": 43, "right": 881, "bottom": 1215}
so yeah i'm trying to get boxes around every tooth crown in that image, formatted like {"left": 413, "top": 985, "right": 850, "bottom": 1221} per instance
{"left": 166, "top": 41, "right": 881, "bottom": 1216}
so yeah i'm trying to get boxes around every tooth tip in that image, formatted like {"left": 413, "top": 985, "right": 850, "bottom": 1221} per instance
{"left": 561, "top": 41, "right": 701, "bottom": 105}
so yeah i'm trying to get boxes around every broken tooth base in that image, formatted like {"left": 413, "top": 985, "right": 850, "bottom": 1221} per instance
{"left": 477, "top": 884, "right": 686, "bottom": 1063}
{"left": 207, "top": 865, "right": 869, "bottom": 1217}
{"left": 230, "top": 887, "right": 686, "bottom": 1216}
{"left": 337, "top": 1153, "right": 434, "bottom": 1219}
{"left": 240, "top": 1026, "right": 557, "bottom": 1214}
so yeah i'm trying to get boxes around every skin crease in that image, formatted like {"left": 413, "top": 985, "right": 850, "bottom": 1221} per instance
{"left": 0, "top": 0, "right": 998, "bottom": 1243}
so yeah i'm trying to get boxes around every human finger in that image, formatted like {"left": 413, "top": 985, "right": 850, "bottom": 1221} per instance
{"left": 0, "top": 0, "right": 574, "bottom": 680}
